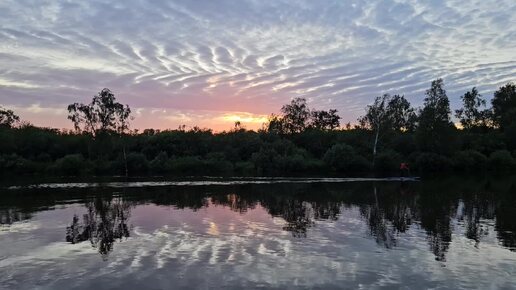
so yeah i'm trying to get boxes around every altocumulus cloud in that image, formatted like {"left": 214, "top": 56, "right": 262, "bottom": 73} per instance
{"left": 0, "top": 0, "right": 515, "bottom": 130}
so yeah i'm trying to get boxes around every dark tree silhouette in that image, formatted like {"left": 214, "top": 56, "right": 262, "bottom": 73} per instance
{"left": 0, "top": 106, "right": 20, "bottom": 128}
{"left": 280, "top": 98, "right": 311, "bottom": 134}
{"left": 310, "top": 109, "right": 341, "bottom": 130}
{"left": 416, "top": 79, "right": 457, "bottom": 154}
{"left": 455, "top": 87, "right": 492, "bottom": 130}
{"left": 67, "top": 88, "right": 132, "bottom": 175}
{"left": 67, "top": 88, "right": 131, "bottom": 136}
{"left": 359, "top": 94, "right": 416, "bottom": 164}
{"left": 491, "top": 82, "right": 516, "bottom": 130}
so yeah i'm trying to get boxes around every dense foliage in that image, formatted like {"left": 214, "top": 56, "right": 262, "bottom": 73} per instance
{"left": 1, "top": 80, "right": 516, "bottom": 177}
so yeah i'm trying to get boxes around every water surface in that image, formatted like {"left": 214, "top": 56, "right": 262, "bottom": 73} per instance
{"left": 1, "top": 177, "right": 515, "bottom": 289}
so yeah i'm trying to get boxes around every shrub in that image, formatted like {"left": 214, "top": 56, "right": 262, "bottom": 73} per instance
{"left": 323, "top": 143, "right": 371, "bottom": 172}
{"left": 488, "top": 150, "right": 515, "bottom": 171}
{"left": 415, "top": 153, "right": 452, "bottom": 172}
{"left": 234, "top": 161, "right": 255, "bottom": 175}
{"left": 93, "top": 160, "right": 117, "bottom": 175}
{"left": 251, "top": 147, "right": 281, "bottom": 174}
{"left": 452, "top": 150, "right": 487, "bottom": 171}
{"left": 205, "top": 152, "right": 233, "bottom": 174}
{"left": 54, "top": 154, "right": 86, "bottom": 176}
{"left": 125, "top": 152, "right": 149, "bottom": 175}
{"left": 150, "top": 151, "right": 170, "bottom": 174}
{"left": 36, "top": 153, "right": 52, "bottom": 163}
{"left": 169, "top": 156, "right": 205, "bottom": 175}
{"left": 0, "top": 154, "right": 36, "bottom": 174}
{"left": 375, "top": 150, "right": 402, "bottom": 172}
{"left": 350, "top": 155, "right": 372, "bottom": 172}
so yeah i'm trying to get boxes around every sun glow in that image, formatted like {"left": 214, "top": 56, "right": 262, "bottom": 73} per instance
{"left": 220, "top": 113, "right": 268, "bottom": 124}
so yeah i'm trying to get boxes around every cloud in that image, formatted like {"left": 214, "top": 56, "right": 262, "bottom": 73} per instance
{"left": 0, "top": 0, "right": 514, "bottom": 130}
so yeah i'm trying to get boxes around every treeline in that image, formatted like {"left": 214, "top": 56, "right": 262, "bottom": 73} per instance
{"left": 1, "top": 79, "right": 516, "bottom": 177}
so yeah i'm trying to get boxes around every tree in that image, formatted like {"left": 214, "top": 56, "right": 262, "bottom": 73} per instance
{"left": 491, "top": 82, "right": 516, "bottom": 130}
{"left": 420, "top": 79, "right": 451, "bottom": 125}
{"left": 359, "top": 94, "right": 389, "bottom": 161}
{"left": 386, "top": 95, "right": 417, "bottom": 132}
{"left": 280, "top": 98, "right": 311, "bottom": 134}
{"left": 67, "top": 88, "right": 132, "bottom": 175}
{"left": 67, "top": 88, "right": 131, "bottom": 137}
{"left": 233, "top": 121, "right": 243, "bottom": 131}
{"left": 310, "top": 109, "right": 341, "bottom": 130}
{"left": 416, "top": 79, "right": 456, "bottom": 154}
{"left": 358, "top": 94, "right": 416, "bottom": 163}
{"left": 266, "top": 113, "right": 285, "bottom": 134}
{"left": 455, "top": 87, "right": 491, "bottom": 130}
{"left": 0, "top": 106, "right": 20, "bottom": 128}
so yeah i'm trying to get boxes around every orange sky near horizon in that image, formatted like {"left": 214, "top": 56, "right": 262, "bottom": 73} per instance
{"left": 9, "top": 103, "right": 272, "bottom": 132}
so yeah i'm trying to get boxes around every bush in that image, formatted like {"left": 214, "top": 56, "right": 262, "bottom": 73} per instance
{"left": 36, "top": 153, "right": 52, "bottom": 163}
{"left": 0, "top": 154, "right": 37, "bottom": 174}
{"left": 125, "top": 152, "right": 149, "bottom": 175}
{"left": 169, "top": 156, "right": 205, "bottom": 175}
{"left": 392, "top": 134, "right": 416, "bottom": 156}
{"left": 252, "top": 147, "right": 281, "bottom": 174}
{"left": 374, "top": 150, "right": 402, "bottom": 172}
{"left": 488, "top": 150, "right": 515, "bottom": 171}
{"left": 280, "top": 155, "right": 326, "bottom": 173}
{"left": 54, "top": 154, "right": 86, "bottom": 176}
{"left": 205, "top": 152, "right": 233, "bottom": 174}
{"left": 323, "top": 143, "right": 371, "bottom": 172}
{"left": 452, "top": 150, "right": 487, "bottom": 171}
{"left": 93, "top": 160, "right": 117, "bottom": 175}
{"left": 234, "top": 161, "right": 255, "bottom": 175}
{"left": 415, "top": 153, "right": 452, "bottom": 172}
{"left": 350, "top": 155, "right": 372, "bottom": 172}
{"left": 150, "top": 151, "right": 170, "bottom": 174}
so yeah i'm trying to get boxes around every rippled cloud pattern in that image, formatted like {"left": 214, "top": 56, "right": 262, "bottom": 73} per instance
{"left": 0, "top": 0, "right": 515, "bottom": 130}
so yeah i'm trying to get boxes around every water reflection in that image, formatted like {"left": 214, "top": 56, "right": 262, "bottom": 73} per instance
{"left": 1, "top": 176, "right": 516, "bottom": 262}
{"left": 66, "top": 196, "right": 132, "bottom": 259}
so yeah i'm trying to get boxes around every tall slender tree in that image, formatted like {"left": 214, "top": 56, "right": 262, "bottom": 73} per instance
{"left": 67, "top": 88, "right": 132, "bottom": 175}
{"left": 359, "top": 94, "right": 389, "bottom": 163}
{"left": 416, "top": 79, "right": 456, "bottom": 154}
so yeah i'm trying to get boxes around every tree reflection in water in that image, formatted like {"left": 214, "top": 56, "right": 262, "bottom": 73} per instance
{"left": 54, "top": 178, "right": 516, "bottom": 260}
{"left": 2, "top": 176, "right": 515, "bottom": 261}
{"left": 66, "top": 195, "right": 132, "bottom": 260}
{"left": 0, "top": 209, "right": 32, "bottom": 225}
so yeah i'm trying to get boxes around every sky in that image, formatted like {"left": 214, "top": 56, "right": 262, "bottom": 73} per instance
{"left": 0, "top": 0, "right": 515, "bottom": 131}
